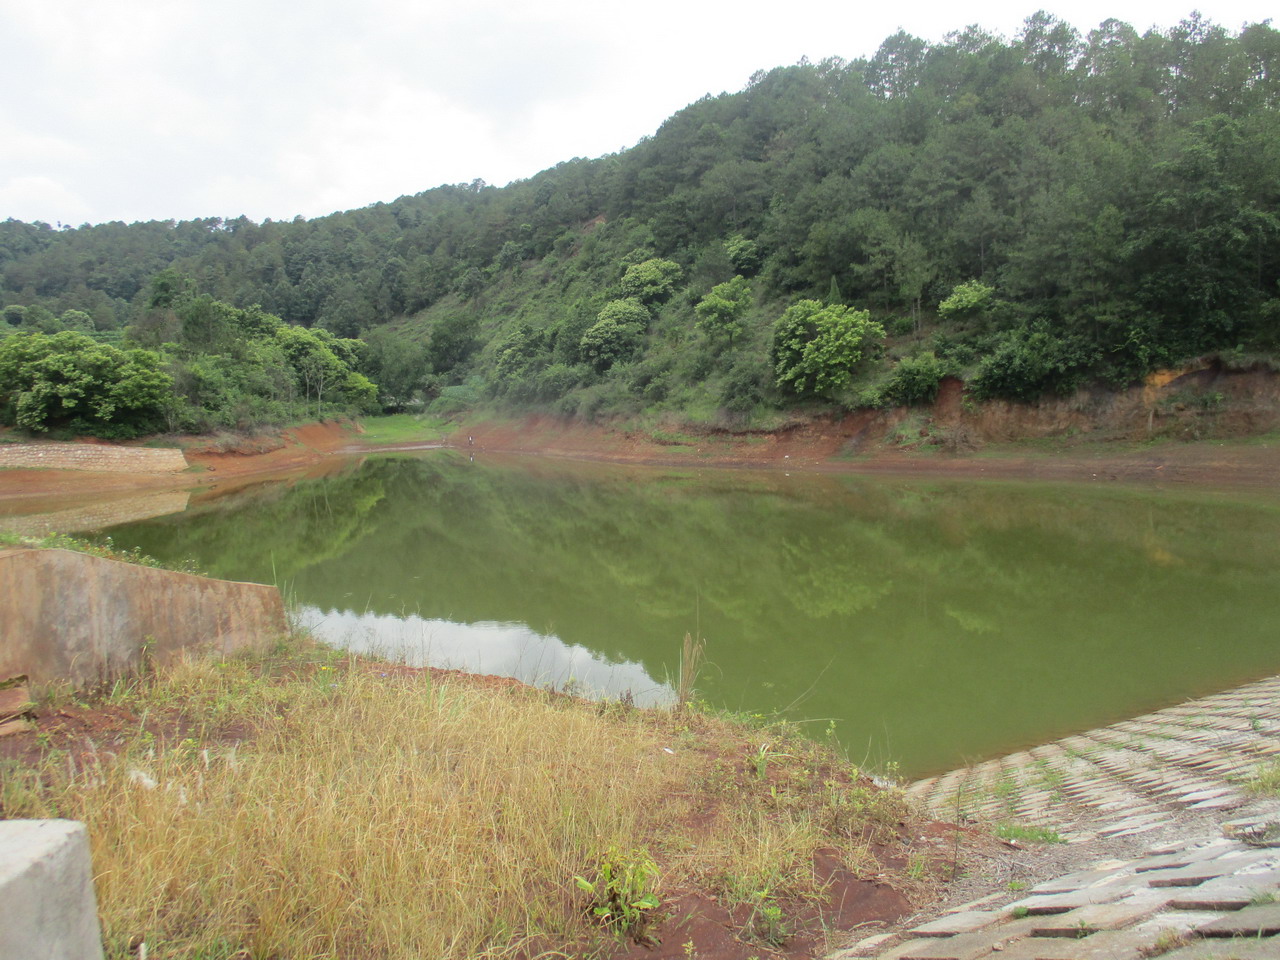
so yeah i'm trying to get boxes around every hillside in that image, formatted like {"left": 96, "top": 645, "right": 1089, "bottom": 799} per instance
{"left": 1, "top": 12, "right": 1278, "bottom": 433}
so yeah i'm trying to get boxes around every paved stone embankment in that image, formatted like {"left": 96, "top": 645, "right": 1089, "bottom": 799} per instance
{"left": 836, "top": 828, "right": 1280, "bottom": 959}
{"left": 0, "top": 441, "right": 187, "bottom": 474}
{"left": 908, "top": 676, "right": 1280, "bottom": 843}
{"left": 831, "top": 677, "right": 1280, "bottom": 959}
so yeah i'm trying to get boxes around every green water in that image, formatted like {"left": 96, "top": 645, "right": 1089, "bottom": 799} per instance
{"left": 93, "top": 451, "right": 1280, "bottom": 778}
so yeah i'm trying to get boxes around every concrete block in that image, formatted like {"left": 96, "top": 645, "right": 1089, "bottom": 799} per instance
{"left": 1194, "top": 902, "right": 1280, "bottom": 938}
{"left": 0, "top": 819, "right": 104, "bottom": 960}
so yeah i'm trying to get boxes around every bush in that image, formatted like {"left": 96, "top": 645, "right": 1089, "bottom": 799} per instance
{"left": 970, "top": 324, "right": 1097, "bottom": 401}
{"left": 881, "top": 352, "right": 950, "bottom": 406}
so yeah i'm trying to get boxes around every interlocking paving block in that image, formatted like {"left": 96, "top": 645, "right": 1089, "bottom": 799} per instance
{"left": 1138, "top": 844, "right": 1237, "bottom": 873}
{"left": 1099, "top": 814, "right": 1172, "bottom": 837}
{"left": 1113, "top": 821, "right": 1174, "bottom": 838}
{"left": 830, "top": 932, "right": 897, "bottom": 957}
{"left": 1169, "top": 884, "right": 1257, "bottom": 911}
{"left": 1006, "top": 887, "right": 1127, "bottom": 915}
{"left": 1195, "top": 903, "right": 1280, "bottom": 938}
{"left": 1160, "top": 936, "right": 1280, "bottom": 960}
{"left": 1040, "top": 928, "right": 1168, "bottom": 960}
{"left": 897, "top": 919, "right": 1038, "bottom": 959}
{"left": 1148, "top": 861, "right": 1253, "bottom": 888}
{"left": 945, "top": 892, "right": 1006, "bottom": 914}
{"left": 1190, "top": 795, "right": 1247, "bottom": 811}
{"left": 1029, "top": 901, "right": 1165, "bottom": 938}
{"left": 1031, "top": 867, "right": 1128, "bottom": 895}
{"left": 1130, "top": 910, "right": 1224, "bottom": 940}
{"left": 907, "top": 911, "right": 1003, "bottom": 938}
{"left": 984, "top": 939, "right": 1085, "bottom": 960}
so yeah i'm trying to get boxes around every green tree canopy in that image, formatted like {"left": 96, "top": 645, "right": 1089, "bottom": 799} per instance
{"left": 580, "top": 299, "right": 649, "bottom": 371}
{"left": 772, "top": 300, "right": 885, "bottom": 398}
{"left": 695, "top": 276, "right": 752, "bottom": 347}
{"left": 0, "top": 331, "right": 172, "bottom": 435}
{"left": 618, "top": 259, "right": 683, "bottom": 303}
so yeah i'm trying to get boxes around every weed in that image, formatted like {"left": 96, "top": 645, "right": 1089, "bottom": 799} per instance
{"left": 993, "top": 822, "right": 1065, "bottom": 844}
{"left": 1138, "top": 931, "right": 1187, "bottom": 957}
{"left": 676, "top": 632, "right": 705, "bottom": 712}
{"left": 1244, "top": 760, "right": 1280, "bottom": 796}
{"left": 1250, "top": 891, "right": 1277, "bottom": 906}
{"left": 906, "top": 851, "right": 929, "bottom": 880}
{"left": 574, "top": 847, "right": 661, "bottom": 939}
{"left": 745, "top": 888, "right": 789, "bottom": 946}
{"left": 1006, "top": 879, "right": 1027, "bottom": 892}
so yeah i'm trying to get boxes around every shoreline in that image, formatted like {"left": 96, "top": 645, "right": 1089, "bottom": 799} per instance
{"left": 1, "top": 415, "right": 1278, "bottom": 510}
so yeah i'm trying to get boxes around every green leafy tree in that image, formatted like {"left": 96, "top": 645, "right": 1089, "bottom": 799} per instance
{"left": 772, "top": 300, "right": 885, "bottom": 397}
{"left": 695, "top": 276, "right": 751, "bottom": 347}
{"left": 0, "top": 331, "right": 172, "bottom": 434}
{"left": 618, "top": 259, "right": 682, "bottom": 303}
{"left": 580, "top": 299, "right": 649, "bottom": 371}
{"left": 938, "top": 280, "right": 995, "bottom": 321}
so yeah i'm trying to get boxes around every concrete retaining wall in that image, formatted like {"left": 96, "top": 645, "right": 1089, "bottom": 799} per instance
{"left": 0, "top": 442, "right": 187, "bottom": 474}
{"left": 0, "top": 547, "right": 286, "bottom": 688}
{"left": 0, "top": 820, "right": 104, "bottom": 960}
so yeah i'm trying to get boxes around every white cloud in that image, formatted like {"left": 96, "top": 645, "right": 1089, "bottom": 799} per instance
{"left": 0, "top": 175, "right": 94, "bottom": 226}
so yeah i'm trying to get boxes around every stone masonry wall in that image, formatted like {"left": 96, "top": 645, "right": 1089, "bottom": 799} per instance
{"left": 0, "top": 547, "right": 286, "bottom": 688}
{"left": 0, "top": 442, "right": 187, "bottom": 474}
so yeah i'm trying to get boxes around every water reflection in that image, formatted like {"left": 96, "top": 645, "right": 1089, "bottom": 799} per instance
{"left": 81, "top": 451, "right": 1280, "bottom": 778}
{"left": 297, "top": 605, "right": 673, "bottom": 705}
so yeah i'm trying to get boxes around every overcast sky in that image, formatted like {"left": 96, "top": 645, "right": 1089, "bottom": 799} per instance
{"left": 1, "top": 0, "right": 1274, "bottom": 227}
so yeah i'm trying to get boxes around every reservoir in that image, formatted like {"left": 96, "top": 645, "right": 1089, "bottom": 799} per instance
{"left": 17, "top": 450, "right": 1280, "bottom": 779}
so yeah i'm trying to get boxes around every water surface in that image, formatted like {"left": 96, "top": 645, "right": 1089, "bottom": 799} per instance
{"left": 86, "top": 452, "right": 1280, "bottom": 778}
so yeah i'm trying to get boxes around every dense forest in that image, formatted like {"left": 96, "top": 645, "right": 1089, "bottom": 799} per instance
{"left": 1, "top": 12, "right": 1278, "bottom": 434}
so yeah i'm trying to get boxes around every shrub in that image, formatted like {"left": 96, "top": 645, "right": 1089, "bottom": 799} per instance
{"left": 881, "top": 352, "right": 950, "bottom": 406}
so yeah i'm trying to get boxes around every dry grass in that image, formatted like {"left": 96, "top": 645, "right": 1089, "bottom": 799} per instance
{"left": 4, "top": 645, "right": 911, "bottom": 959}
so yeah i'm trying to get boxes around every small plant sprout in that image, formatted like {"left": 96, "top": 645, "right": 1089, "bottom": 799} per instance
{"left": 574, "top": 847, "right": 662, "bottom": 939}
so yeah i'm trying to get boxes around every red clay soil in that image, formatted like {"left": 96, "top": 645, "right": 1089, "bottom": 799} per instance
{"left": 3, "top": 404, "right": 1279, "bottom": 511}
{"left": 0, "top": 421, "right": 363, "bottom": 505}
{"left": 444, "top": 413, "right": 1280, "bottom": 488}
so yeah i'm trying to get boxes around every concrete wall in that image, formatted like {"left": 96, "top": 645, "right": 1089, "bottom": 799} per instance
{"left": 0, "top": 820, "right": 104, "bottom": 960}
{"left": 0, "top": 547, "right": 286, "bottom": 688}
{"left": 0, "top": 442, "right": 187, "bottom": 474}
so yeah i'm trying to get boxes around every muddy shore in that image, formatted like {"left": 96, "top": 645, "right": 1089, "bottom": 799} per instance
{"left": 1, "top": 407, "right": 1278, "bottom": 510}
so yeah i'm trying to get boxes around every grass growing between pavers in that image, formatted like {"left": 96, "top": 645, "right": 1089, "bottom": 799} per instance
{"left": 0, "top": 639, "right": 918, "bottom": 959}
{"left": 993, "top": 823, "right": 1067, "bottom": 845}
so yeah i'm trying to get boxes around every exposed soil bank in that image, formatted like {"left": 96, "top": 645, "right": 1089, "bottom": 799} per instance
{"left": 0, "top": 421, "right": 362, "bottom": 507}
{"left": 4, "top": 359, "right": 1280, "bottom": 509}
{"left": 443, "top": 364, "right": 1280, "bottom": 488}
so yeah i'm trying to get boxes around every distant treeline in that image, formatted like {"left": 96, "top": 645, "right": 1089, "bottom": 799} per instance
{"left": 2, "top": 12, "right": 1278, "bottom": 427}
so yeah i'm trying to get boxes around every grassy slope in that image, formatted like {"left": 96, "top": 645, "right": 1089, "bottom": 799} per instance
{"left": 1, "top": 640, "right": 919, "bottom": 959}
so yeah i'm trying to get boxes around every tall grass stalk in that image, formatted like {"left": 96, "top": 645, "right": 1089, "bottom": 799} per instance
{"left": 676, "top": 632, "right": 705, "bottom": 712}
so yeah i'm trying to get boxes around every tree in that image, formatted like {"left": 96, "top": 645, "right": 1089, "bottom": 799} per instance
{"left": 0, "top": 331, "right": 172, "bottom": 434}
{"left": 618, "top": 259, "right": 682, "bottom": 303}
{"left": 772, "top": 300, "right": 885, "bottom": 397}
{"left": 938, "top": 280, "right": 995, "bottom": 321}
{"left": 580, "top": 299, "right": 649, "bottom": 371}
{"left": 695, "top": 276, "right": 751, "bottom": 347}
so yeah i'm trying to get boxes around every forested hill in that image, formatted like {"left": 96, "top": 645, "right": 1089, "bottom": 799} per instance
{"left": 2, "top": 13, "right": 1279, "bottom": 432}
